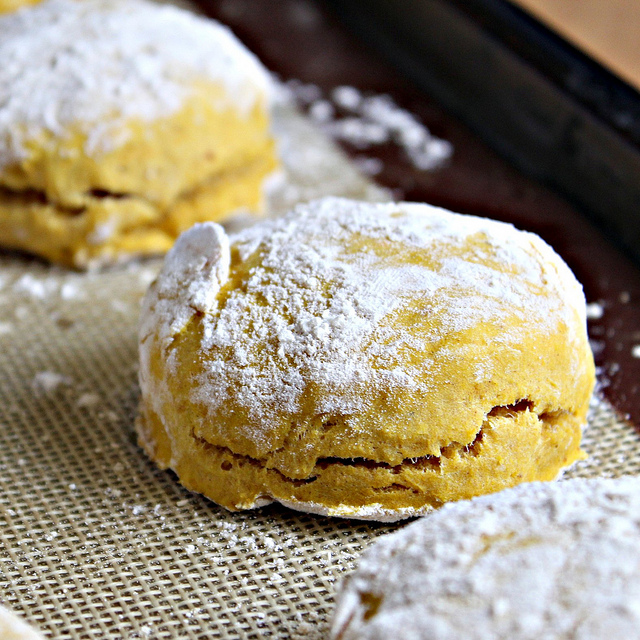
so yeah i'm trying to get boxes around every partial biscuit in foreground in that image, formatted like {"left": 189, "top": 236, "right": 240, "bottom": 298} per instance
{"left": 137, "top": 197, "right": 595, "bottom": 521}
{"left": 331, "top": 476, "right": 640, "bottom": 640}
{"left": 0, "top": 604, "right": 45, "bottom": 640}
{"left": 0, "top": 0, "right": 277, "bottom": 268}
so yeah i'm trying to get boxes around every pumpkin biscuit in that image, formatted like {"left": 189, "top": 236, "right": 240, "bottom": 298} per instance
{"left": 331, "top": 477, "right": 640, "bottom": 639}
{"left": 137, "top": 197, "right": 595, "bottom": 521}
{"left": 0, "top": 0, "right": 277, "bottom": 267}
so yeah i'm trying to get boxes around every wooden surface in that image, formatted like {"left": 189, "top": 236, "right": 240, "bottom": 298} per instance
{"left": 511, "top": 0, "right": 640, "bottom": 90}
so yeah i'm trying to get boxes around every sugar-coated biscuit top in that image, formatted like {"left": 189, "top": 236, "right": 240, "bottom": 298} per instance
{"left": 137, "top": 197, "right": 594, "bottom": 520}
{"left": 146, "top": 196, "right": 587, "bottom": 433}
{"left": 331, "top": 477, "right": 640, "bottom": 640}
{"left": 0, "top": 0, "right": 272, "bottom": 167}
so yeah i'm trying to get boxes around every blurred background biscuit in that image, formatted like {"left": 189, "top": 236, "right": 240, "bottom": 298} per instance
{"left": 0, "top": 0, "right": 278, "bottom": 268}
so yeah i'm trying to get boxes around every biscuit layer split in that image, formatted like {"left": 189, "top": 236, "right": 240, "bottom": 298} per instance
{"left": 137, "top": 197, "right": 595, "bottom": 521}
{"left": 0, "top": 0, "right": 278, "bottom": 268}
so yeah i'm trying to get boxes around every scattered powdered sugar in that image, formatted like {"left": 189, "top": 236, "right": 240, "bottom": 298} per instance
{"left": 265, "top": 100, "right": 389, "bottom": 215}
{"left": 586, "top": 301, "right": 604, "bottom": 320}
{"left": 59, "top": 281, "right": 82, "bottom": 300}
{"left": 631, "top": 345, "right": 640, "bottom": 359}
{"left": 351, "top": 155, "right": 385, "bottom": 177}
{"left": 32, "top": 371, "right": 71, "bottom": 395}
{"left": 133, "top": 264, "right": 162, "bottom": 291}
{"left": 110, "top": 300, "right": 132, "bottom": 315}
{"left": 144, "top": 197, "right": 587, "bottom": 441}
{"left": 11, "top": 272, "right": 85, "bottom": 301}
{"left": 76, "top": 392, "right": 101, "bottom": 408}
{"left": 291, "top": 620, "right": 327, "bottom": 640}
{"left": 87, "top": 220, "right": 117, "bottom": 246}
{"left": 12, "top": 274, "right": 60, "bottom": 300}
{"left": 331, "top": 476, "right": 640, "bottom": 640}
{"left": 286, "top": 80, "right": 453, "bottom": 171}
{"left": 0, "top": 0, "right": 272, "bottom": 166}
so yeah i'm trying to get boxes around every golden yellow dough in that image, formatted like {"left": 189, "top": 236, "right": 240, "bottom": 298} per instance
{"left": 0, "top": 0, "right": 278, "bottom": 268}
{"left": 0, "top": 0, "right": 38, "bottom": 13}
{"left": 137, "top": 197, "right": 595, "bottom": 521}
{"left": 0, "top": 0, "right": 202, "bottom": 12}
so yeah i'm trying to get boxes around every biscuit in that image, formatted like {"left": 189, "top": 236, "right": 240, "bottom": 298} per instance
{"left": 0, "top": 605, "right": 44, "bottom": 640}
{"left": 0, "top": 0, "right": 277, "bottom": 268}
{"left": 0, "top": 0, "right": 38, "bottom": 13}
{"left": 331, "top": 476, "right": 640, "bottom": 640}
{"left": 137, "top": 197, "right": 595, "bottom": 521}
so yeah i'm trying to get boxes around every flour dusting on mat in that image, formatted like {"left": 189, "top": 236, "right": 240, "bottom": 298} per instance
{"left": 586, "top": 301, "right": 604, "bottom": 319}
{"left": 287, "top": 80, "right": 453, "bottom": 171}
{"left": 0, "top": 0, "right": 271, "bottom": 165}
{"left": 32, "top": 371, "right": 71, "bottom": 395}
{"left": 13, "top": 274, "right": 59, "bottom": 300}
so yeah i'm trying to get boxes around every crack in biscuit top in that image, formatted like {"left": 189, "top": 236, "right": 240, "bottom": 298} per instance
{"left": 180, "top": 198, "right": 586, "bottom": 443}
{"left": 0, "top": 0, "right": 272, "bottom": 165}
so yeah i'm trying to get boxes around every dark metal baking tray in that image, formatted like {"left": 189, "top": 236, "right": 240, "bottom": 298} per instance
{"left": 327, "top": 0, "right": 640, "bottom": 265}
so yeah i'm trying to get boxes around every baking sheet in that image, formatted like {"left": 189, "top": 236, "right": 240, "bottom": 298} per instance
{"left": 0, "top": 102, "right": 638, "bottom": 640}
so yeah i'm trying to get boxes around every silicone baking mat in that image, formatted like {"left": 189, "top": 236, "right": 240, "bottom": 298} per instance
{"left": 0, "top": 102, "right": 639, "bottom": 640}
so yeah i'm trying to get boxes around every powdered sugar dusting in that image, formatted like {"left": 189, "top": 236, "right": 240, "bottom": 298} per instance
{"left": 331, "top": 476, "right": 640, "bottom": 640}
{"left": 140, "top": 222, "right": 230, "bottom": 349}
{"left": 138, "top": 222, "right": 229, "bottom": 454}
{"left": 0, "top": 0, "right": 271, "bottom": 166}
{"left": 287, "top": 81, "right": 453, "bottom": 171}
{"left": 177, "top": 197, "right": 587, "bottom": 439}
{"left": 586, "top": 301, "right": 605, "bottom": 319}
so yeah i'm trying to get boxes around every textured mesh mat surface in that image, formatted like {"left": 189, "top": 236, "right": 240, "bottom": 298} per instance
{"left": 0, "top": 105, "right": 638, "bottom": 640}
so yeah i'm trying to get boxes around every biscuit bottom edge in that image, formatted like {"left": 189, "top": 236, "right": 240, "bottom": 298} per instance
{"left": 136, "top": 398, "right": 586, "bottom": 522}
